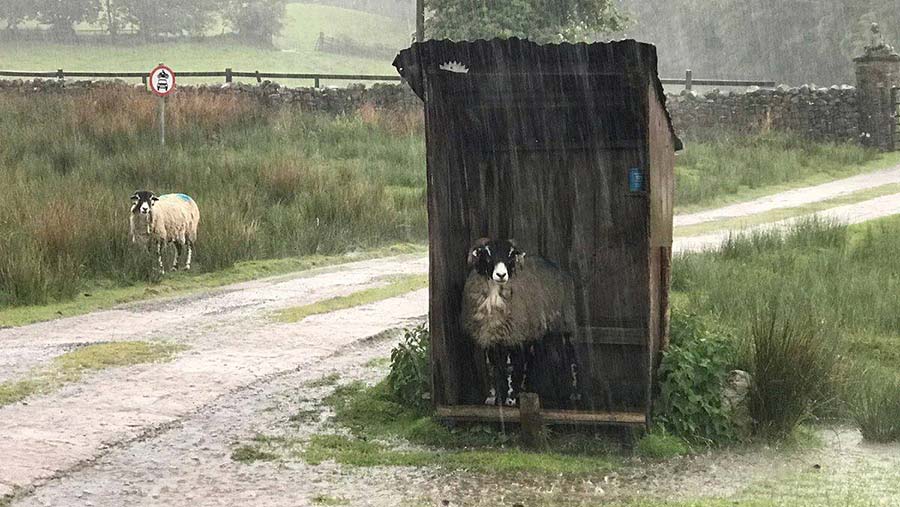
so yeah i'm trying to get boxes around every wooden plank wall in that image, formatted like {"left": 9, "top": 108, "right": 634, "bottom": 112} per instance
{"left": 426, "top": 67, "right": 659, "bottom": 410}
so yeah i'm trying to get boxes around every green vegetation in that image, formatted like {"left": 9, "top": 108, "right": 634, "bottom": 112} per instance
{"left": 747, "top": 311, "right": 838, "bottom": 438}
{"left": 274, "top": 274, "right": 428, "bottom": 323}
{"left": 305, "top": 372, "right": 341, "bottom": 388}
{"left": 851, "top": 368, "right": 900, "bottom": 443}
{"left": 621, "top": 0, "right": 900, "bottom": 85}
{"left": 633, "top": 430, "right": 690, "bottom": 460}
{"left": 304, "top": 380, "right": 620, "bottom": 473}
{"left": 0, "top": 86, "right": 426, "bottom": 310}
{"left": 425, "top": 0, "right": 624, "bottom": 42}
{"left": 673, "top": 215, "right": 900, "bottom": 441}
{"left": 386, "top": 324, "right": 431, "bottom": 412}
{"left": 231, "top": 444, "right": 279, "bottom": 463}
{"left": 0, "top": 341, "right": 184, "bottom": 406}
{"left": 674, "top": 133, "right": 893, "bottom": 211}
{"left": 654, "top": 312, "right": 738, "bottom": 445}
{"left": 0, "top": 4, "right": 407, "bottom": 78}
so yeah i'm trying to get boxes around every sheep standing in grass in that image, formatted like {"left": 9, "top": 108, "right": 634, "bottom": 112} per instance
{"left": 130, "top": 190, "right": 200, "bottom": 272}
{"left": 461, "top": 238, "right": 577, "bottom": 406}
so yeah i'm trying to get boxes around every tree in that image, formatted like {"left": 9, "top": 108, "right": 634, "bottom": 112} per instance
{"left": 0, "top": 0, "right": 37, "bottom": 30}
{"left": 223, "top": 0, "right": 287, "bottom": 46}
{"left": 33, "top": 0, "right": 100, "bottom": 36}
{"left": 618, "top": 0, "right": 900, "bottom": 86}
{"left": 119, "top": 0, "right": 217, "bottom": 38}
{"left": 424, "top": 0, "right": 626, "bottom": 43}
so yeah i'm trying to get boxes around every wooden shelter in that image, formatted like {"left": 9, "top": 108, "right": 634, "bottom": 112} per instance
{"left": 394, "top": 38, "right": 682, "bottom": 427}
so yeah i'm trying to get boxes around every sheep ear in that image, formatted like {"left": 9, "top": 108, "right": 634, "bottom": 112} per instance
{"left": 150, "top": 196, "right": 160, "bottom": 203}
{"left": 467, "top": 246, "right": 484, "bottom": 266}
{"left": 514, "top": 249, "right": 526, "bottom": 266}
{"left": 130, "top": 193, "right": 138, "bottom": 201}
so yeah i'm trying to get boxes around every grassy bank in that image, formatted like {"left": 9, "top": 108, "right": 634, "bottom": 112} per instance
{"left": 674, "top": 132, "right": 895, "bottom": 211}
{"left": 0, "top": 87, "right": 426, "bottom": 309}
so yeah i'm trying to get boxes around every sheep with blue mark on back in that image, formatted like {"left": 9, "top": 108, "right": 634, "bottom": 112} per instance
{"left": 461, "top": 238, "right": 578, "bottom": 407}
{"left": 130, "top": 190, "right": 200, "bottom": 272}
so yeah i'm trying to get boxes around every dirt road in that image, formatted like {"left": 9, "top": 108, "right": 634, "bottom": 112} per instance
{"left": 3, "top": 181, "right": 900, "bottom": 505}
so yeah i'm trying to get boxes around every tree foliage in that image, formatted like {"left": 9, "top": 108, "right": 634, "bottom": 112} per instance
{"left": 424, "top": 0, "right": 625, "bottom": 43}
{"left": 33, "top": 0, "right": 100, "bottom": 34}
{"left": 223, "top": 0, "right": 287, "bottom": 45}
{"left": 118, "top": 0, "right": 217, "bottom": 37}
{"left": 0, "top": 0, "right": 36, "bottom": 29}
{"left": 619, "top": 0, "right": 900, "bottom": 86}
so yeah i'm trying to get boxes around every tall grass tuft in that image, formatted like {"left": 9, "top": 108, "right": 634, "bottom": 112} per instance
{"left": 0, "top": 89, "right": 426, "bottom": 308}
{"left": 851, "top": 368, "right": 900, "bottom": 443}
{"left": 747, "top": 307, "right": 838, "bottom": 438}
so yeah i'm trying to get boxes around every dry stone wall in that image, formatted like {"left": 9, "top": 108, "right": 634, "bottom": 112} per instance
{"left": 665, "top": 84, "right": 861, "bottom": 142}
{"left": 0, "top": 78, "right": 422, "bottom": 114}
{"left": 0, "top": 78, "right": 868, "bottom": 143}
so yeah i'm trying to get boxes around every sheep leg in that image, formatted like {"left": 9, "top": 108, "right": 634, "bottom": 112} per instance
{"left": 184, "top": 240, "right": 193, "bottom": 271}
{"left": 509, "top": 345, "right": 527, "bottom": 406}
{"left": 156, "top": 241, "right": 165, "bottom": 273}
{"left": 564, "top": 334, "right": 582, "bottom": 405}
{"left": 486, "top": 346, "right": 509, "bottom": 406}
{"left": 172, "top": 241, "right": 183, "bottom": 271}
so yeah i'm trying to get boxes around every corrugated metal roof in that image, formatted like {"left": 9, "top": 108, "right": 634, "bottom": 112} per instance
{"left": 393, "top": 38, "right": 682, "bottom": 150}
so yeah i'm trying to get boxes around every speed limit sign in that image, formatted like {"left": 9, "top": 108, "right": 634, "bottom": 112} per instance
{"left": 149, "top": 64, "right": 176, "bottom": 97}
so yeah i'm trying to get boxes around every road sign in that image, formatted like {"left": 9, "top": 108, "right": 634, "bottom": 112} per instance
{"left": 149, "top": 64, "right": 175, "bottom": 97}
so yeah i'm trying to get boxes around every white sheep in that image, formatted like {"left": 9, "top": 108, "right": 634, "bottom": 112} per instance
{"left": 461, "top": 238, "right": 577, "bottom": 406}
{"left": 130, "top": 190, "right": 200, "bottom": 272}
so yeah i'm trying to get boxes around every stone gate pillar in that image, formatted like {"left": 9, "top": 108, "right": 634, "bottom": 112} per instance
{"left": 855, "top": 23, "right": 900, "bottom": 151}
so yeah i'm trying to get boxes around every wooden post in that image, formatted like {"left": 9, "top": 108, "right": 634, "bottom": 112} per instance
{"left": 225, "top": 67, "right": 233, "bottom": 83}
{"left": 519, "top": 393, "right": 544, "bottom": 448}
{"left": 141, "top": 75, "right": 147, "bottom": 86}
{"left": 416, "top": 0, "right": 424, "bottom": 42}
{"left": 158, "top": 96, "right": 166, "bottom": 147}
{"left": 685, "top": 69, "right": 693, "bottom": 92}
{"left": 57, "top": 68, "right": 64, "bottom": 81}
{"left": 314, "top": 77, "right": 320, "bottom": 88}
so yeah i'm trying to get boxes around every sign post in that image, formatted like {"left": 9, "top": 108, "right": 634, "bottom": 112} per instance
{"left": 149, "top": 63, "right": 176, "bottom": 146}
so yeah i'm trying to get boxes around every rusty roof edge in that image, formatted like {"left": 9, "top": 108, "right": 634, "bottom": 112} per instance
{"left": 392, "top": 38, "right": 683, "bottom": 151}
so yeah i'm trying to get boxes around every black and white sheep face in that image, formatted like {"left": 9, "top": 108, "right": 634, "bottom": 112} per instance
{"left": 468, "top": 238, "right": 524, "bottom": 285}
{"left": 130, "top": 190, "right": 159, "bottom": 216}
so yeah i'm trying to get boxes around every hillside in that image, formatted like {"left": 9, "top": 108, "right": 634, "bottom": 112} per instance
{"left": 0, "top": 4, "right": 410, "bottom": 82}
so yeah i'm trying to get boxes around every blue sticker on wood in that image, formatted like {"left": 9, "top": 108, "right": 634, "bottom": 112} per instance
{"left": 628, "top": 168, "right": 645, "bottom": 192}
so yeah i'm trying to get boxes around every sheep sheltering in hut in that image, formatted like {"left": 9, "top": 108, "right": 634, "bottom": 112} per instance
{"left": 461, "top": 238, "right": 578, "bottom": 406}
{"left": 130, "top": 190, "right": 200, "bottom": 273}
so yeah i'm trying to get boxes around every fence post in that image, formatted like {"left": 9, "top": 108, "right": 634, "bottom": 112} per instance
{"left": 314, "top": 77, "right": 320, "bottom": 88}
{"left": 685, "top": 69, "right": 693, "bottom": 92}
{"left": 57, "top": 68, "right": 64, "bottom": 81}
{"left": 141, "top": 75, "right": 147, "bottom": 86}
{"left": 255, "top": 70, "right": 261, "bottom": 83}
{"left": 225, "top": 68, "right": 233, "bottom": 83}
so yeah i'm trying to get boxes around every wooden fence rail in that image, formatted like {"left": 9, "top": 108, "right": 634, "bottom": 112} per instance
{"left": 0, "top": 68, "right": 775, "bottom": 91}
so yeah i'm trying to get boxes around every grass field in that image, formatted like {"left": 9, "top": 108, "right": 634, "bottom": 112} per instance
{"left": 0, "top": 87, "right": 426, "bottom": 309}
{"left": 0, "top": 3, "right": 408, "bottom": 82}
{"left": 673, "top": 215, "right": 900, "bottom": 376}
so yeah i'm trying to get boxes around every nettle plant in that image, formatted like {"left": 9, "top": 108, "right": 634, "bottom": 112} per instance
{"left": 655, "top": 311, "right": 738, "bottom": 446}
{"left": 387, "top": 324, "right": 432, "bottom": 413}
